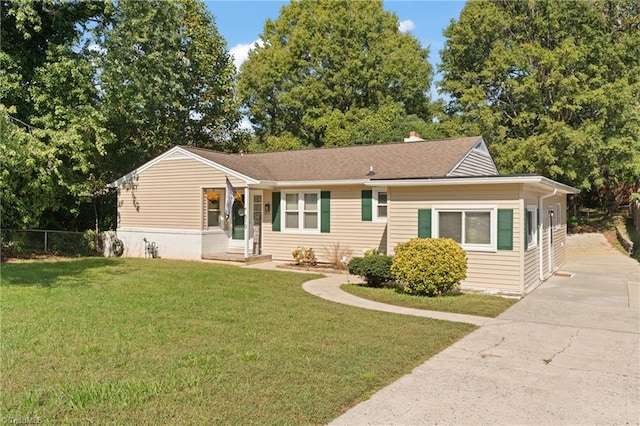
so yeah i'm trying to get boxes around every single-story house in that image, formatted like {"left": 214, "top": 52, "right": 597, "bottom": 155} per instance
{"left": 109, "top": 135, "right": 579, "bottom": 295}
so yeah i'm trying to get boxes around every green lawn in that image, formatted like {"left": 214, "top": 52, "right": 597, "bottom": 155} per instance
{"left": 341, "top": 284, "right": 518, "bottom": 318}
{"left": 1, "top": 258, "right": 475, "bottom": 424}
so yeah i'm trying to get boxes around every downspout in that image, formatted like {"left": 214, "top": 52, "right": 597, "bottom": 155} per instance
{"left": 539, "top": 187, "right": 557, "bottom": 282}
{"left": 244, "top": 186, "right": 250, "bottom": 259}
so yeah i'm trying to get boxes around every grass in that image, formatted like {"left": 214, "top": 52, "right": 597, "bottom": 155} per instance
{"left": 0, "top": 258, "right": 475, "bottom": 424}
{"left": 341, "top": 284, "right": 518, "bottom": 318}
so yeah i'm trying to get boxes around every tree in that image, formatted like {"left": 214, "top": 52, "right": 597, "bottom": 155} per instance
{"left": 439, "top": 0, "right": 640, "bottom": 209}
{"left": 237, "top": 0, "right": 435, "bottom": 148}
{"left": 95, "top": 0, "right": 243, "bottom": 177}
{"left": 1, "top": 1, "right": 112, "bottom": 230}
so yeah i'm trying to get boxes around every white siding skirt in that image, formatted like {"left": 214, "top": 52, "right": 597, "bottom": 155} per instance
{"left": 116, "top": 227, "right": 229, "bottom": 260}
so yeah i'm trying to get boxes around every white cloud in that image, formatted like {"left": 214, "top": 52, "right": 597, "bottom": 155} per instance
{"left": 229, "top": 39, "right": 263, "bottom": 70}
{"left": 398, "top": 19, "right": 416, "bottom": 33}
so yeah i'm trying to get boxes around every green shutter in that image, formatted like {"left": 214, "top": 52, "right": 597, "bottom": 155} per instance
{"left": 361, "top": 190, "right": 372, "bottom": 221}
{"left": 320, "top": 191, "right": 330, "bottom": 233}
{"left": 272, "top": 192, "right": 281, "bottom": 232}
{"left": 497, "top": 209, "right": 513, "bottom": 250}
{"left": 418, "top": 209, "right": 432, "bottom": 238}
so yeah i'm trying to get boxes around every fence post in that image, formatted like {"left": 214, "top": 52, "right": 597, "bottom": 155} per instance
{"left": 44, "top": 230, "right": 48, "bottom": 252}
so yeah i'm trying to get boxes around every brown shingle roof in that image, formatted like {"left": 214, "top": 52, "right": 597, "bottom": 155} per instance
{"left": 182, "top": 136, "right": 484, "bottom": 181}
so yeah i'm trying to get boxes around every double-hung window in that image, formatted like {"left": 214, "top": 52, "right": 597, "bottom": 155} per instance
{"left": 434, "top": 206, "right": 496, "bottom": 251}
{"left": 284, "top": 191, "right": 320, "bottom": 232}
{"left": 526, "top": 205, "right": 538, "bottom": 249}
{"left": 373, "top": 189, "right": 387, "bottom": 222}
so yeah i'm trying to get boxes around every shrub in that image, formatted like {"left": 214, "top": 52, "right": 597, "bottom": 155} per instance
{"left": 391, "top": 238, "right": 467, "bottom": 296}
{"left": 292, "top": 246, "right": 317, "bottom": 266}
{"left": 348, "top": 254, "right": 393, "bottom": 287}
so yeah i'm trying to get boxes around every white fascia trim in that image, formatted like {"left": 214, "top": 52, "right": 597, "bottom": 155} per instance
{"left": 446, "top": 137, "right": 497, "bottom": 176}
{"left": 108, "top": 146, "right": 259, "bottom": 188}
{"left": 262, "top": 179, "right": 369, "bottom": 188}
{"left": 368, "top": 176, "right": 579, "bottom": 194}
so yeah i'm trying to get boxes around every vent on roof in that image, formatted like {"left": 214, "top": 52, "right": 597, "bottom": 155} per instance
{"left": 403, "top": 131, "right": 425, "bottom": 142}
{"left": 165, "top": 150, "right": 190, "bottom": 160}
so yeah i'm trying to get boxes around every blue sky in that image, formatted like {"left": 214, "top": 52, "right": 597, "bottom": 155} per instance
{"left": 204, "top": 0, "right": 467, "bottom": 88}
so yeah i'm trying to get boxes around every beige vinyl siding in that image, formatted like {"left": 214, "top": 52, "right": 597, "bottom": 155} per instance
{"left": 522, "top": 191, "right": 568, "bottom": 290}
{"left": 262, "top": 186, "right": 387, "bottom": 262}
{"left": 117, "top": 158, "right": 245, "bottom": 230}
{"left": 523, "top": 246, "right": 540, "bottom": 290}
{"left": 388, "top": 184, "right": 522, "bottom": 293}
{"left": 553, "top": 195, "right": 567, "bottom": 267}
{"left": 523, "top": 190, "right": 542, "bottom": 289}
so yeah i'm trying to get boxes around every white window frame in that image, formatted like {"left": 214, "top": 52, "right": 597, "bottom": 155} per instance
{"left": 433, "top": 205, "right": 497, "bottom": 252}
{"left": 555, "top": 202, "right": 562, "bottom": 228}
{"left": 204, "top": 188, "right": 224, "bottom": 229}
{"left": 282, "top": 190, "right": 321, "bottom": 233}
{"left": 526, "top": 205, "right": 538, "bottom": 250}
{"left": 373, "top": 188, "right": 388, "bottom": 223}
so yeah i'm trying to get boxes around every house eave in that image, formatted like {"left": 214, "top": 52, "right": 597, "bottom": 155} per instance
{"left": 367, "top": 175, "right": 580, "bottom": 194}
{"left": 255, "top": 179, "right": 370, "bottom": 188}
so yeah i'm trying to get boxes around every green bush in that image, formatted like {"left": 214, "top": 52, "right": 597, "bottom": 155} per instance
{"left": 348, "top": 254, "right": 394, "bottom": 287}
{"left": 391, "top": 238, "right": 467, "bottom": 297}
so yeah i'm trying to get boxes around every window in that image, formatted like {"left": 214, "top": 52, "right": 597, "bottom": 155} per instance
{"left": 555, "top": 202, "right": 562, "bottom": 228}
{"left": 526, "top": 205, "right": 538, "bottom": 249}
{"left": 373, "top": 189, "right": 387, "bottom": 222}
{"left": 434, "top": 206, "right": 496, "bottom": 251}
{"left": 283, "top": 191, "right": 320, "bottom": 232}
{"left": 205, "top": 189, "right": 223, "bottom": 228}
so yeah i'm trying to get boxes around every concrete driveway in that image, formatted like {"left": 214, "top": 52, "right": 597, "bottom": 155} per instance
{"left": 331, "top": 234, "right": 640, "bottom": 425}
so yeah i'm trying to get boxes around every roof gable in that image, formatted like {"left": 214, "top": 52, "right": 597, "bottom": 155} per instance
{"left": 108, "top": 146, "right": 258, "bottom": 188}
{"left": 447, "top": 139, "right": 498, "bottom": 177}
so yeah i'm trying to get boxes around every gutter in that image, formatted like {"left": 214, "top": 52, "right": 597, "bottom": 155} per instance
{"left": 539, "top": 187, "right": 557, "bottom": 282}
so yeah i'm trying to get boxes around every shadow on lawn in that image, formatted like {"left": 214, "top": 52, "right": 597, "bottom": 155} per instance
{"left": 1, "top": 257, "right": 125, "bottom": 288}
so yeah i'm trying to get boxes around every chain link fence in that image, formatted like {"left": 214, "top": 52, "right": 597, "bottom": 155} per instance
{"left": 0, "top": 229, "right": 99, "bottom": 258}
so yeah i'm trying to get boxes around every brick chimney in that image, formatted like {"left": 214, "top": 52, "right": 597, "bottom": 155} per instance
{"left": 404, "top": 131, "right": 425, "bottom": 142}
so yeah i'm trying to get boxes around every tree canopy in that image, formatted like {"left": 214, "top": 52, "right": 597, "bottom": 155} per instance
{"left": 237, "top": 0, "right": 438, "bottom": 148}
{"left": 1, "top": 0, "right": 243, "bottom": 230}
{"left": 96, "top": 0, "right": 244, "bottom": 177}
{"left": 1, "top": 0, "right": 111, "bottom": 229}
{"left": 439, "top": 0, "right": 640, "bottom": 207}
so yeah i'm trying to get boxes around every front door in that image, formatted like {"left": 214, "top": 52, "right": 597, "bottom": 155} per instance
{"left": 252, "top": 193, "right": 263, "bottom": 255}
{"left": 232, "top": 196, "right": 245, "bottom": 240}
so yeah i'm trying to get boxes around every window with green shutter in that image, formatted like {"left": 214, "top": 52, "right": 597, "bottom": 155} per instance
{"left": 497, "top": 209, "right": 513, "bottom": 250}
{"left": 320, "top": 191, "right": 330, "bottom": 233}
{"left": 361, "top": 190, "right": 372, "bottom": 221}
{"left": 418, "top": 209, "right": 432, "bottom": 238}
{"left": 271, "top": 192, "right": 281, "bottom": 232}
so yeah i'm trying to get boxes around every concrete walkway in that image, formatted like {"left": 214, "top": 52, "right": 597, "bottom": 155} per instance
{"left": 302, "top": 275, "right": 510, "bottom": 327}
{"left": 320, "top": 234, "right": 639, "bottom": 425}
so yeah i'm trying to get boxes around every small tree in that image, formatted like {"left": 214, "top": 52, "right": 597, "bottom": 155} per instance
{"left": 391, "top": 238, "right": 467, "bottom": 296}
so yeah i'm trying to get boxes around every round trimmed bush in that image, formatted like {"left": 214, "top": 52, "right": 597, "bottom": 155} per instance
{"left": 391, "top": 238, "right": 467, "bottom": 296}
{"left": 348, "top": 254, "right": 394, "bottom": 287}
